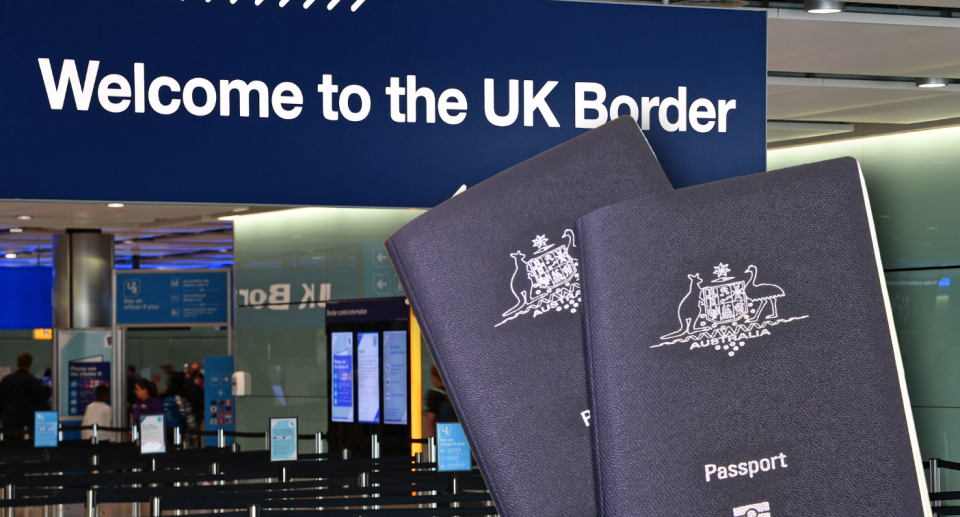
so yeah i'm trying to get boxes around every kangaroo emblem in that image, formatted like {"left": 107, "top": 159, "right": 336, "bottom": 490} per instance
{"left": 660, "top": 274, "right": 704, "bottom": 341}
{"left": 496, "top": 230, "right": 580, "bottom": 327}
{"left": 653, "top": 262, "right": 808, "bottom": 356}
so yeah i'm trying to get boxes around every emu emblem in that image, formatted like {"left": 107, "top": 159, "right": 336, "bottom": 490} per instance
{"left": 496, "top": 229, "right": 580, "bottom": 327}
{"left": 655, "top": 262, "right": 808, "bottom": 356}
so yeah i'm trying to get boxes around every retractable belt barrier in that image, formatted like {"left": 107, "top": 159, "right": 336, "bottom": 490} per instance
{"left": 925, "top": 458, "right": 960, "bottom": 516}
{"left": 0, "top": 430, "right": 497, "bottom": 516}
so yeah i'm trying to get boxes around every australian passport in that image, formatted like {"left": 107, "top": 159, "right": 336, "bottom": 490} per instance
{"left": 385, "top": 116, "right": 673, "bottom": 517}
{"left": 576, "top": 157, "right": 930, "bottom": 517}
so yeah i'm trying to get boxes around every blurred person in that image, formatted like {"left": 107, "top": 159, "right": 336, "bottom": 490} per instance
{"left": 158, "top": 364, "right": 185, "bottom": 399}
{"left": 81, "top": 385, "right": 113, "bottom": 441}
{"left": 0, "top": 353, "right": 47, "bottom": 442}
{"left": 183, "top": 363, "right": 204, "bottom": 430}
{"left": 162, "top": 376, "right": 198, "bottom": 435}
{"left": 131, "top": 378, "right": 163, "bottom": 426}
{"left": 424, "top": 364, "right": 457, "bottom": 438}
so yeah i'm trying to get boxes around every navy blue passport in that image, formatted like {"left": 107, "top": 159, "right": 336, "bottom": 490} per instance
{"left": 576, "top": 157, "right": 930, "bottom": 517}
{"left": 386, "top": 116, "right": 672, "bottom": 517}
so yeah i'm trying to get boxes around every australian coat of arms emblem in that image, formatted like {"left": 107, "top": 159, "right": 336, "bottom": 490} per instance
{"left": 655, "top": 263, "right": 808, "bottom": 356}
{"left": 496, "top": 229, "right": 580, "bottom": 327}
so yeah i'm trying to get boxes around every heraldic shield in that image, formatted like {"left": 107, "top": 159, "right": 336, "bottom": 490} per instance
{"left": 699, "top": 280, "right": 749, "bottom": 324}
{"left": 527, "top": 245, "right": 577, "bottom": 296}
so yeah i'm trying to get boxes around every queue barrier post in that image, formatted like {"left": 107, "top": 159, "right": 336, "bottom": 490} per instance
{"left": 248, "top": 504, "right": 260, "bottom": 517}
{"left": 174, "top": 426, "right": 182, "bottom": 448}
{"left": 150, "top": 496, "right": 161, "bottom": 517}
{"left": 91, "top": 424, "right": 98, "bottom": 445}
{"left": 131, "top": 468, "right": 142, "bottom": 517}
{"left": 4, "top": 483, "right": 15, "bottom": 517}
{"left": 452, "top": 473, "right": 460, "bottom": 511}
{"left": 428, "top": 436, "right": 437, "bottom": 465}
{"left": 359, "top": 471, "right": 370, "bottom": 510}
{"left": 930, "top": 458, "right": 941, "bottom": 511}
{"left": 342, "top": 448, "right": 350, "bottom": 460}
{"left": 84, "top": 489, "right": 97, "bottom": 517}
{"left": 217, "top": 428, "right": 226, "bottom": 449}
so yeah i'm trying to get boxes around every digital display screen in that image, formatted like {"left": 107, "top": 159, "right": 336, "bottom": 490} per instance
{"left": 382, "top": 331, "right": 408, "bottom": 425}
{"left": 331, "top": 332, "right": 354, "bottom": 423}
{"left": 357, "top": 332, "right": 381, "bottom": 424}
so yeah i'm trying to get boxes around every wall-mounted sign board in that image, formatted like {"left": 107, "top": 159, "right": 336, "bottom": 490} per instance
{"left": 0, "top": 0, "right": 765, "bottom": 208}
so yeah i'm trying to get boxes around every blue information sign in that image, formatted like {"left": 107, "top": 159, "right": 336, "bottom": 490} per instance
{"left": 438, "top": 423, "right": 471, "bottom": 472}
{"left": 270, "top": 417, "right": 298, "bottom": 462}
{"left": 68, "top": 361, "right": 109, "bottom": 417}
{"left": 1, "top": 0, "right": 765, "bottom": 208}
{"left": 34, "top": 411, "right": 58, "bottom": 448}
{"left": 117, "top": 271, "right": 229, "bottom": 325}
{"left": 204, "top": 356, "right": 235, "bottom": 448}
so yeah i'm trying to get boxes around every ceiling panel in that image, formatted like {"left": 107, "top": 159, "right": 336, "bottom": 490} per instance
{"left": 769, "top": 18, "right": 960, "bottom": 77}
{"left": 768, "top": 83, "right": 960, "bottom": 123}
{"left": 862, "top": 0, "right": 960, "bottom": 6}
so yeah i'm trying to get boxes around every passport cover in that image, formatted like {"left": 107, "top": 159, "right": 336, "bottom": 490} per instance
{"left": 576, "top": 157, "right": 930, "bottom": 517}
{"left": 386, "top": 116, "right": 673, "bottom": 517}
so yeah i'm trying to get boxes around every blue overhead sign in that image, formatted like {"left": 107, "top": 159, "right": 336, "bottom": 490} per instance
{"left": 0, "top": 0, "right": 766, "bottom": 208}
{"left": 116, "top": 271, "right": 229, "bottom": 325}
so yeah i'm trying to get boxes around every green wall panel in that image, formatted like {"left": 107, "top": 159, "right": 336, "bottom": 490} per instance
{"left": 0, "top": 330, "right": 52, "bottom": 379}
{"left": 771, "top": 126, "right": 960, "bottom": 472}
{"left": 233, "top": 207, "right": 425, "bottom": 446}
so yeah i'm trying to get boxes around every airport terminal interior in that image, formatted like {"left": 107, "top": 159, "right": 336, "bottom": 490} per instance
{"left": 2, "top": 0, "right": 960, "bottom": 515}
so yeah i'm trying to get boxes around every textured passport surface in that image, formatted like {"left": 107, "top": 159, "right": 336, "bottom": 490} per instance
{"left": 577, "top": 157, "right": 929, "bottom": 517}
{"left": 386, "top": 116, "right": 672, "bottom": 517}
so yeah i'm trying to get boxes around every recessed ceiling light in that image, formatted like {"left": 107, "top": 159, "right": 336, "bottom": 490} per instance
{"left": 107, "top": 203, "right": 125, "bottom": 208}
{"left": 219, "top": 249, "right": 229, "bottom": 252}
{"left": 916, "top": 78, "right": 948, "bottom": 88}
{"left": 804, "top": 0, "right": 844, "bottom": 13}
{"left": 9, "top": 228, "right": 23, "bottom": 233}
{"left": 218, "top": 215, "right": 240, "bottom": 221}
{"left": 16, "top": 215, "right": 32, "bottom": 220}
{"left": 879, "top": 215, "right": 891, "bottom": 218}
{"left": 4, "top": 253, "right": 16, "bottom": 259}
{"left": 928, "top": 227, "right": 939, "bottom": 230}
{"left": 123, "top": 240, "right": 135, "bottom": 244}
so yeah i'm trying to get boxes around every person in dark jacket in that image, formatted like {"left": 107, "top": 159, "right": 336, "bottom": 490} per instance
{"left": 0, "top": 353, "right": 47, "bottom": 441}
